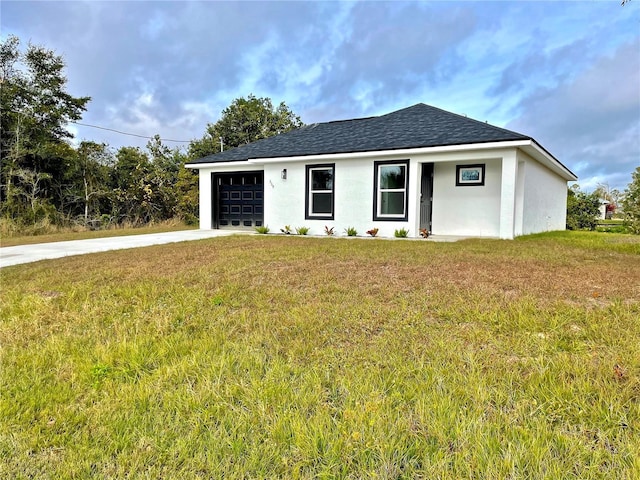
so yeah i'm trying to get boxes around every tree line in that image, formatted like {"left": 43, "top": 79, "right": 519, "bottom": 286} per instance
{"left": 0, "top": 35, "right": 302, "bottom": 234}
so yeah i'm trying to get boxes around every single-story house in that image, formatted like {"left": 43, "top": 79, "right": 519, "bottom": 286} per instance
{"left": 185, "top": 103, "right": 577, "bottom": 239}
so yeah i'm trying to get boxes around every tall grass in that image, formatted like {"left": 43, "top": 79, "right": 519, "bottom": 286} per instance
{"left": 1, "top": 232, "right": 638, "bottom": 478}
{"left": 0, "top": 216, "right": 74, "bottom": 238}
{"left": 0, "top": 218, "right": 191, "bottom": 247}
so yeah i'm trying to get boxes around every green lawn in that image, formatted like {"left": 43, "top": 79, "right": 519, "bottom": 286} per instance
{"left": 1, "top": 232, "right": 639, "bottom": 478}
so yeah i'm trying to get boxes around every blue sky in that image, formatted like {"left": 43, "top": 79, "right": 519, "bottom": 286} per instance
{"left": 2, "top": 0, "right": 639, "bottom": 191}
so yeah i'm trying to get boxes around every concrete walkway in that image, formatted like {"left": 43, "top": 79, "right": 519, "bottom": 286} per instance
{"left": 0, "top": 230, "right": 475, "bottom": 268}
{"left": 0, "top": 229, "right": 246, "bottom": 268}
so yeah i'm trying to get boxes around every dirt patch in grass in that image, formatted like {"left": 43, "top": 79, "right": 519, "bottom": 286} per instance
{"left": 11, "top": 234, "right": 639, "bottom": 317}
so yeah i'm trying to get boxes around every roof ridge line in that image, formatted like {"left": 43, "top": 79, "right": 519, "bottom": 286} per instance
{"left": 418, "top": 103, "right": 529, "bottom": 139}
{"left": 315, "top": 113, "right": 381, "bottom": 126}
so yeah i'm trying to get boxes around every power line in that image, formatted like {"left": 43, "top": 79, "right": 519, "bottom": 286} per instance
{"left": 69, "top": 120, "right": 192, "bottom": 143}
{"left": 6, "top": 108, "right": 193, "bottom": 143}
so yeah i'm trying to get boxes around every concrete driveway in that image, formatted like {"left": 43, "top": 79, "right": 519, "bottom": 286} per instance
{"left": 0, "top": 229, "right": 247, "bottom": 268}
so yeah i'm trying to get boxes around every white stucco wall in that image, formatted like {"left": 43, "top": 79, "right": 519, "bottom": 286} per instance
{"left": 191, "top": 145, "right": 571, "bottom": 238}
{"left": 197, "top": 167, "right": 213, "bottom": 230}
{"left": 514, "top": 159, "right": 526, "bottom": 236}
{"left": 195, "top": 163, "right": 263, "bottom": 230}
{"left": 275, "top": 151, "right": 513, "bottom": 239}
{"left": 430, "top": 157, "right": 503, "bottom": 237}
{"left": 264, "top": 158, "right": 415, "bottom": 237}
{"left": 520, "top": 151, "right": 568, "bottom": 234}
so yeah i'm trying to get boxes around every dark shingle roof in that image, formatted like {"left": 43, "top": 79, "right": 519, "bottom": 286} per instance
{"left": 186, "top": 103, "right": 532, "bottom": 165}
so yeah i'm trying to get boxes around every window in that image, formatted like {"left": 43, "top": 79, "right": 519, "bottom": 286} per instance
{"left": 456, "top": 164, "right": 485, "bottom": 186}
{"left": 373, "top": 160, "right": 409, "bottom": 220}
{"left": 306, "top": 164, "right": 334, "bottom": 220}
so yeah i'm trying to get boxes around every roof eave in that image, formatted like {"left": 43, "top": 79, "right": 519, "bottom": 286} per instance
{"left": 248, "top": 140, "right": 534, "bottom": 164}
{"left": 185, "top": 160, "right": 256, "bottom": 169}
{"left": 521, "top": 141, "right": 577, "bottom": 181}
{"left": 185, "top": 139, "right": 577, "bottom": 182}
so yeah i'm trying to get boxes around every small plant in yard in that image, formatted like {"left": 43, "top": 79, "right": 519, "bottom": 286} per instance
{"left": 394, "top": 228, "right": 409, "bottom": 238}
{"left": 280, "top": 225, "right": 292, "bottom": 234}
{"left": 324, "top": 225, "right": 335, "bottom": 236}
{"left": 295, "top": 226, "right": 309, "bottom": 235}
{"left": 254, "top": 225, "right": 270, "bottom": 234}
{"left": 90, "top": 363, "right": 113, "bottom": 387}
{"left": 210, "top": 295, "right": 224, "bottom": 306}
{"left": 344, "top": 226, "right": 357, "bottom": 237}
{"left": 366, "top": 227, "right": 379, "bottom": 237}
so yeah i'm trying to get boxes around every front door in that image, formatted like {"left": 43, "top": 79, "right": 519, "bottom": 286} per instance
{"left": 213, "top": 172, "right": 263, "bottom": 228}
{"left": 420, "top": 163, "right": 434, "bottom": 233}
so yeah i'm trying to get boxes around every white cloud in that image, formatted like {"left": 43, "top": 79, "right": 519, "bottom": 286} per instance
{"left": 508, "top": 39, "right": 640, "bottom": 190}
{"left": 1, "top": 0, "right": 637, "bottom": 188}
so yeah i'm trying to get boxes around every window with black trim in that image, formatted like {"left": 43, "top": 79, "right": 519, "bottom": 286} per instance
{"left": 373, "top": 160, "right": 409, "bottom": 221}
{"left": 305, "top": 164, "right": 335, "bottom": 220}
{"left": 455, "top": 164, "right": 485, "bottom": 186}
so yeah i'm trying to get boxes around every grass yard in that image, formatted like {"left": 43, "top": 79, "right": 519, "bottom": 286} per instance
{"left": 1, "top": 232, "right": 639, "bottom": 479}
{"left": 0, "top": 221, "right": 193, "bottom": 248}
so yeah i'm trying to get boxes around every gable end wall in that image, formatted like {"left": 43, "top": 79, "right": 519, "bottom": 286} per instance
{"left": 519, "top": 150, "right": 568, "bottom": 234}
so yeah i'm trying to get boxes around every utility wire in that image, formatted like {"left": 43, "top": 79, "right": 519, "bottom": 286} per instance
{"left": 6, "top": 108, "right": 193, "bottom": 143}
{"left": 69, "top": 120, "right": 192, "bottom": 143}
{"left": 5, "top": 83, "right": 194, "bottom": 142}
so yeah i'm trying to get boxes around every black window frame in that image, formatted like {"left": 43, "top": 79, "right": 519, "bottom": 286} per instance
{"left": 305, "top": 163, "right": 335, "bottom": 220}
{"left": 373, "top": 159, "right": 410, "bottom": 221}
{"left": 455, "top": 164, "right": 486, "bottom": 186}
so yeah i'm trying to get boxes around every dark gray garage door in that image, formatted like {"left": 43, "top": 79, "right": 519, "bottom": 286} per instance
{"left": 213, "top": 172, "right": 263, "bottom": 228}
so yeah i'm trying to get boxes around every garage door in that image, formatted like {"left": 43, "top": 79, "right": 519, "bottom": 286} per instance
{"left": 213, "top": 172, "right": 263, "bottom": 228}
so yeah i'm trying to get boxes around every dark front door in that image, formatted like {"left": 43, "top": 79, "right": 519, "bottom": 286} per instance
{"left": 213, "top": 172, "right": 263, "bottom": 228}
{"left": 420, "top": 163, "right": 434, "bottom": 233}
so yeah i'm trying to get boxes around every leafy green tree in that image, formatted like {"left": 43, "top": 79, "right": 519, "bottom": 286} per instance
{"left": 146, "top": 135, "right": 199, "bottom": 224}
{"left": 0, "top": 35, "right": 90, "bottom": 223}
{"left": 146, "top": 135, "right": 192, "bottom": 221}
{"left": 189, "top": 94, "right": 303, "bottom": 158}
{"left": 13, "top": 168, "right": 54, "bottom": 224}
{"left": 621, "top": 167, "right": 640, "bottom": 234}
{"left": 175, "top": 167, "right": 199, "bottom": 224}
{"left": 188, "top": 134, "right": 221, "bottom": 160}
{"left": 110, "top": 147, "right": 154, "bottom": 224}
{"left": 110, "top": 138, "right": 194, "bottom": 225}
{"left": 69, "top": 142, "right": 113, "bottom": 225}
{"left": 566, "top": 187, "right": 601, "bottom": 230}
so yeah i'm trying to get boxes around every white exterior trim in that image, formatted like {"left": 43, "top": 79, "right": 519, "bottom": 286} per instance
{"left": 185, "top": 160, "right": 253, "bottom": 169}
{"left": 520, "top": 142, "right": 576, "bottom": 181}
{"left": 499, "top": 150, "right": 518, "bottom": 239}
{"left": 186, "top": 139, "right": 576, "bottom": 183}
{"left": 248, "top": 140, "right": 532, "bottom": 164}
